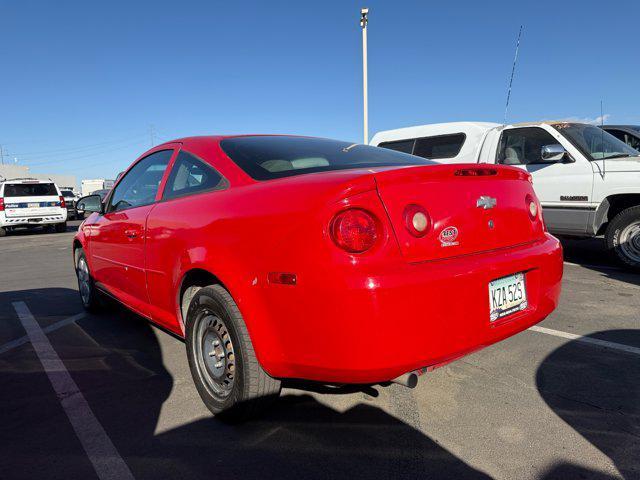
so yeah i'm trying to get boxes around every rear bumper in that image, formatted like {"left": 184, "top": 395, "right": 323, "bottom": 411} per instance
{"left": 259, "top": 234, "right": 563, "bottom": 384}
{"left": 1, "top": 212, "right": 67, "bottom": 227}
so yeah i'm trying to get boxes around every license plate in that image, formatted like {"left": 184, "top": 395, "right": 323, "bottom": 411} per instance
{"left": 489, "top": 273, "right": 527, "bottom": 322}
{"left": 28, "top": 203, "right": 40, "bottom": 208}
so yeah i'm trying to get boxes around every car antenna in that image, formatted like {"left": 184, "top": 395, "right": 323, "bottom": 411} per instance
{"left": 503, "top": 25, "right": 523, "bottom": 128}
{"left": 600, "top": 100, "right": 606, "bottom": 178}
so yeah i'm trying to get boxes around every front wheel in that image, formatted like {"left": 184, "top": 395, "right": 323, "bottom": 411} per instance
{"left": 606, "top": 206, "right": 640, "bottom": 271}
{"left": 75, "top": 248, "right": 103, "bottom": 312}
{"left": 185, "top": 285, "right": 281, "bottom": 422}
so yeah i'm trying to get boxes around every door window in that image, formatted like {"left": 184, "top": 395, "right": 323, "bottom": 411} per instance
{"left": 497, "top": 127, "right": 560, "bottom": 165}
{"left": 108, "top": 150, "right": 172, "bottom": 212}
{"left": 413, "top": 133, "right": 466, "bottom": 159}
{"left": 162, "top": 151, "right": 227, "bottom": 200}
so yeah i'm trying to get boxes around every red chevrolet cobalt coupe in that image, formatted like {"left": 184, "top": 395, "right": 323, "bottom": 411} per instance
{"left": 73, "top": 135, "right": 562, "bottom": 420}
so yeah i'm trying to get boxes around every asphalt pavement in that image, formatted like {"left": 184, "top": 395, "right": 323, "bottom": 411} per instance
{"left": 0, "top": 222, "right": 638, "bottom": 480}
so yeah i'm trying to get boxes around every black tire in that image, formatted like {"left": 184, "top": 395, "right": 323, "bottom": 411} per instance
{"left": 605, "top": 205, "right": 640, "bottom": 271}
{"left": 55, "top": 222, "right": 67, "bottom": 233}
{"left": 0, "top": 227, "right": 5, "bottom": 237}
{"left": 185, "top": 285, "right": 281, "bottom": 422}
{"left": 74, "top": 248, "right": 103, "bottom": 312}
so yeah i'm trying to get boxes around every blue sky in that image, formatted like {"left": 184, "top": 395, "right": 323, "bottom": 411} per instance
{"left": 1, "top": 0, "right": 639, "bottom": 182}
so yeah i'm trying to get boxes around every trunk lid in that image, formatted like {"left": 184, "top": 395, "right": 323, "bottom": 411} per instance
{"left": 374, "top": 164, "right": 544, "bottom": 263}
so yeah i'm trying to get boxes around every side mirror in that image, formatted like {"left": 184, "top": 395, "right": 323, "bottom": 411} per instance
{"left": 540, "top": 144, "right": 567, "bottom": 162}
{"left": 76, "top": 194, "right": 103, "bottom": 214}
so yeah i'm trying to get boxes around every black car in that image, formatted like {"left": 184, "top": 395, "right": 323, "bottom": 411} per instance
{"left": 60, "top": 189, "right": 79, "bottom": 220}
{"left": 600, "top": 125, "right": 640, "bottom": 151}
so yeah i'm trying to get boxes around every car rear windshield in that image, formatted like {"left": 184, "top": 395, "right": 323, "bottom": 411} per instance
{"left": 220, "top": 136, "right": 434, "bottom": 180}
{"left": 3, "top": 183, "right": 58, "bottom": 197}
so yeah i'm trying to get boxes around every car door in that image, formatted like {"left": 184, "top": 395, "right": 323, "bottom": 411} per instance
{"left": 144, "top": 148, "right": 229, "bottom": 331}
{"left": 89, "top": 148, "right": 176, "bottom": 315}
{"left": 496, "top": 126, "right": 594, "bottom": 235}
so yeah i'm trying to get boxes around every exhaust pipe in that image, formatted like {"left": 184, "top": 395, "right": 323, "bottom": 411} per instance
{"left": 390, "top": 372, "right": 418, "bottom": 389}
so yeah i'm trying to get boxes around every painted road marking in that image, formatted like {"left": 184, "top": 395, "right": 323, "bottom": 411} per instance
{"left": 12, "top": 302, "right": 135, "bottom": 480}
{"left": 529, "top": 325, "right": 640, "bottom": 355}
{"left": 0, "top": 312, "right": 86, "bottom": 356}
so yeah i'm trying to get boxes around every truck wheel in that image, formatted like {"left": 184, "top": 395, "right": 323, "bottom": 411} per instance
{"left": 0, "top": 227, "right": 5, "bottom": 237}
{"left": 606, "top": 206, "right": 640, "bottom": 271}
{"left": 185, "top": 285, "right": 281, "bottom": 422}
{"left": 75, "top": 248, "right": 103, "bottom": 312}
{"left": 55, "top": 222, "right": 67, "bottom": 233}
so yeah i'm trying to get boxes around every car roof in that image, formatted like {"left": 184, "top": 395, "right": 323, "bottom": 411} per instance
{"left": 0, "top": 177, "right": 55, "bottom": 184}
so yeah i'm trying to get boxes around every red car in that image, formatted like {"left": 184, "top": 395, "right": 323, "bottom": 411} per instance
{"left": 74, "top": 135, "right": 562, "bottom": 420}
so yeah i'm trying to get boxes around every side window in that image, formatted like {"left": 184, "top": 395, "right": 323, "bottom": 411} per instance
{"left": 162, "top": 151, "right": 226, "bottom": 200}
{"left": 108, "top": 150, "right": 172, "bottom": 212}
{"left": 606, "top": 129, "right": 627, "bottom": 143}
{"left": 378, "top": 139, "right": 415, "bottom": 154}
{"left": 497, "top": 128, "right": 559, "bottom": 165}
{"left": 413, "top": 133, "right": 466, "bottom": 159}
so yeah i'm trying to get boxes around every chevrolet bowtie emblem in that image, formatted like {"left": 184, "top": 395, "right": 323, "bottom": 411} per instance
{"left": 476, "top": 196, "right": 497, "bottom": 210}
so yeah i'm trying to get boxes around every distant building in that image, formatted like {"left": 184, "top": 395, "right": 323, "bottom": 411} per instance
{"left": 81, "top": 178, "right": 115, "bottom": 197}
{"left": 0, "top": 164, "right": 77, "bottom": 191}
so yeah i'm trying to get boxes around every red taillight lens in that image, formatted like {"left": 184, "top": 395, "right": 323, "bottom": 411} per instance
{"left": 330, "top": 208, "right": 379, "bottom": 253}
{"left": 59, "top": 196, "right": 66, "bottom": 209}
{"left": 0, "top": 198, "right": 4, "bottom": 212}
{"left": 403, "top": 204, "right": 431, "bottom": 237}
{"left": 526, "top": 194, "right": 538, "bottom": 220}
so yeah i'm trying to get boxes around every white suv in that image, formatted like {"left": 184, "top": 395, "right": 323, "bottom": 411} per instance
{"left": 0, "top": 178, "right": 68, "bottom": 236}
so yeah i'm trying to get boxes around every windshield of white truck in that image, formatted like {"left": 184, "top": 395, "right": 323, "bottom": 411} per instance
{"left": 554, "top": 123, "right": 640, "bottom": 160}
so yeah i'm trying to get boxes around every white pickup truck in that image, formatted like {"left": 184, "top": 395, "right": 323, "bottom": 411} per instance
{"left": 371, "top": 121, "right": 640, "bottom": 269}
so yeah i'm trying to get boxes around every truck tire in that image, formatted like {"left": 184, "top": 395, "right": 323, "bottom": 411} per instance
{"left": 55, "top": 222, "right": 67, "bottom": 233}
{"left": 606, "top": 205, "right": 640, "bottom": 271}
{"left": 0, "top": 227, "right": 6, "bottom": 237}
{"left": 185, "top": 284, "right": 281, "bottom": 422}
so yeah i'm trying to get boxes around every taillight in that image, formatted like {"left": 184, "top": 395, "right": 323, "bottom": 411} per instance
{"left": 526, "top": 194, "right": 538, "bottom": 220}
{"left": 0, "top": 198, "right": 4, "bottom": 212}
{"left": 59, "top": 196, "right": 66, "bottom": 209}
{"left": 403, "top": 204, "right": 431, "bottom": 237}
{"left": 330, "top": 208, "right": 379, "bottom": 253}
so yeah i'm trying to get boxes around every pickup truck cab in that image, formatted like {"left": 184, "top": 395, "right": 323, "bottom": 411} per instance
{"left": 0, "top": 177, "right": 68, "bottom": 236}
{"left": 371, "top": 121, "right": 640, "bottom": 269}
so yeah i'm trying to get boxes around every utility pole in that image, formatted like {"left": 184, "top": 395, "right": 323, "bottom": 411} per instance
{"left": 360, "top": 7, "right": 369, "bottom": 145}
{"left": 149, "top": 124, "right": 156, "bottom": 147}
{"left": 0, "top": 144, "right": 4, "bottom": 165}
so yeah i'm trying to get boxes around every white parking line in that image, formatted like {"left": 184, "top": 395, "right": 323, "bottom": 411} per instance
{"left": 529, "top": 325, "right": 640, "bottom": 355}
{"left": 0, "top": 312, "right": 86, "bottom": 356}
{"left": 12, "top": 302, "right": 135, "bottom": 480}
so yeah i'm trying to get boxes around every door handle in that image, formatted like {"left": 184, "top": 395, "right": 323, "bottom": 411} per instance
{"left": 124, "top": 229, "right": 139, "bottom": 239}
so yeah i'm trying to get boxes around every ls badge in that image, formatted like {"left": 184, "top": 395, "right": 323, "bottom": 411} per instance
{"left": 476, "top": 196, "right": 497, "bottom": 210}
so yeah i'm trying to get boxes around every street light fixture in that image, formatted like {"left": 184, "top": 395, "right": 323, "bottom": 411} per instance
{"left": 360, "top": 7, "right": 369, "bottom": 145}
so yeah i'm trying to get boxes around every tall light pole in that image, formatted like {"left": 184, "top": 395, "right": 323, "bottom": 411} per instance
{"left": 360, "top": 7, "right": 369, "bottom": 145}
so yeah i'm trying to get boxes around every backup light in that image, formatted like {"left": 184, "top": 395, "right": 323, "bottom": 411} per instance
{"left": 403, "top": 204, "right": 431, "bottom": 237}
{"left": 526, "top": 194, "right": 538, "bottom": 220}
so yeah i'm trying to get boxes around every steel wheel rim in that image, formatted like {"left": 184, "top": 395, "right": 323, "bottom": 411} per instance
{"left": 619, "top": 221, "right": 640, "bottom": 263}
{"left": 77, "top": 257, "right": 91, "bottom": 305}
{"left": 194, "top": 312, "right": 236, "bottom": 398}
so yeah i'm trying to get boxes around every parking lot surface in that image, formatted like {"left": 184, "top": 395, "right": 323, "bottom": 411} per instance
{"left": 1, "top": 223, "right": 638, "bottom": 480}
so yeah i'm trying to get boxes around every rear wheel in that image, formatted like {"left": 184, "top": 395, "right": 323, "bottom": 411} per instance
{"left": 0, "top": 227, "right": 5, "bottom": 237}
{"left": 606, "top": 206, "right": 640, "bottom": 271}
{"left": 185, "top": 285, "right": 281, "bottom": 422}
{"left": 55, "top": 222, "right": 67, "bottom": 233}
{"left": 75, "top": 248, "right": 102, "bottom": 312}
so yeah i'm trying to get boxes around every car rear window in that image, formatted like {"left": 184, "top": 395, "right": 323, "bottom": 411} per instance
{"left": 220, "top": 136, "right": 434, "bottom": 180}
{"left": 3, "top": 183, "right": 58, "bottom": 197}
